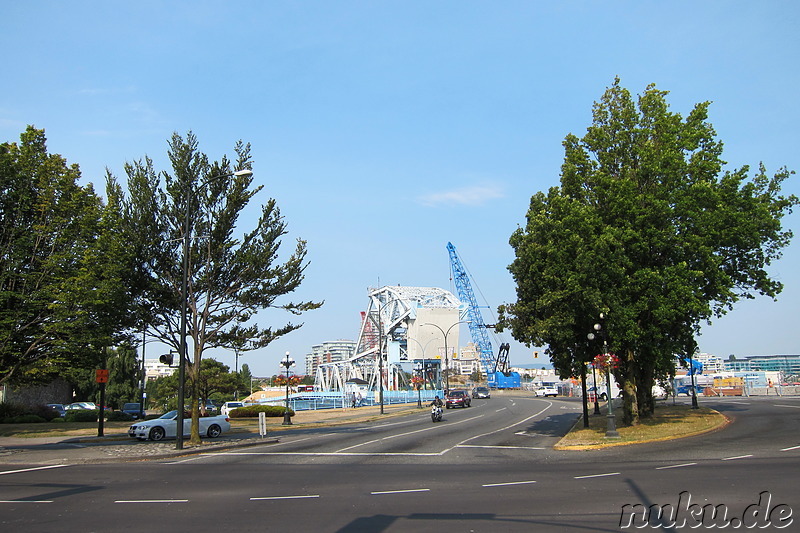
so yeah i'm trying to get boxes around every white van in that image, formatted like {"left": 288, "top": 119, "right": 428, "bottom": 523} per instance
{"left": 220, "top": 401, "right": 244, "bottom": 417}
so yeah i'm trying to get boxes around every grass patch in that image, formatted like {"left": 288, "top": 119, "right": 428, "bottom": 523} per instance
{"left": 556, "top": 403, "right": 727, "bottom": 449}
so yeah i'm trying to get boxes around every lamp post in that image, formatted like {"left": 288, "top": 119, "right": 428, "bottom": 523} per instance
{"left": 688, "top": 351, "right": 699, "bottom": 409}
{"left": 424, "top": 321, "right": 468, "bottom": 395}
{"left": 587, "top": 313, "right": 620, "bottom": 439}
{"left": 176, "top": 168, "right": 253, "bottom": 450}
{"left": 280, "top": 351, "right": 295, "bottom": 425}
{"left": 590, "top": 360, "right": 601, "bottom": 415}
{"left": 407, "top": 337, "right": 436, "bottom": 391}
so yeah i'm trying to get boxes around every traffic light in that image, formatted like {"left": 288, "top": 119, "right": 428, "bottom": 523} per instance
{"left": 159, "top": 352, "right": 174, "bottom": 366}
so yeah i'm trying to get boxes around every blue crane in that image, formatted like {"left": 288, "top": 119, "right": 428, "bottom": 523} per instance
{"left": 447, "top": 242, "right": 520, "bottom": 389}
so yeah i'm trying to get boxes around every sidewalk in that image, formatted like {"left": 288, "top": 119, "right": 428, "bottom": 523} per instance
{"left": 0, "top": 403, "right": 425, "bottom": 466}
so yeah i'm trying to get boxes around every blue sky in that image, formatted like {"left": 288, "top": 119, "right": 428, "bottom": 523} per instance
{"left": 2, "top": 2, "right": 798, "bottom": 376}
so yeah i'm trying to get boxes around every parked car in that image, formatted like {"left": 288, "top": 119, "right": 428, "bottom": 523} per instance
{"left": 535, "top": 386, "right": 558, "bottom": 398}
{"left": 47, "top": 403, "right": 67, "bottom": 417}
{"left": 445, "top": 389, "right": 471, "bottom": 408}
{"left": 220, "top": 401, "right": 244, "bottom": 416}
{"left": 122, "top": 403, "right": 143, "bottom": 419}
{"left": 471, "top": 386, "right": 491, "bottom": 399}
{"left": 65, "top": 402, "right": 98, "bottom": 410}
{"left": 127, "top": 410, "right": 231, "bottom": 441}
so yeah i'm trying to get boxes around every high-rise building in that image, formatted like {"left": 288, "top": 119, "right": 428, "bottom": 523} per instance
{"left": 305, "top": 340, "right": 357, "bottom": 377}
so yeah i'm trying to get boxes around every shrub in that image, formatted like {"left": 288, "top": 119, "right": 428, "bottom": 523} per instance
{"left": 0, "top": 402, "right": 27, "bottom": 420}
{"left": 50, "top": 417, "right": 65, "bottom": 423}
{"left": 106, "top": 411, "right": 134, "bottom": 422}
{"left": 65, "top": 409, "right": 99, "bottom": 423}
{"left": 9, "top": 414, "right": 47, "bottom": 423}
{"left": 228, "top": 405, "right": 294, "bottom": 418}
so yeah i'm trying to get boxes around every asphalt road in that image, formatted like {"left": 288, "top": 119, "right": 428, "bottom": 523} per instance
{"left": 1, "top": 395, "right": 798, "bottom": 532}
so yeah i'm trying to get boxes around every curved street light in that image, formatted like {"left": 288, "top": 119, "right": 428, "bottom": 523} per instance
{"left": 423, "top": 321, "right": 469, "bottom": 394}
{"left": 176, "top": 168, "right": 253, "bottom": 450}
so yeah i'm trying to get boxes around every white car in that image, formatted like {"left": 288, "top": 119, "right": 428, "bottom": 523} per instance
{"left": 535, "top": 386, "right": 558, "bottom": 397}
{"left": 128, "top": 410, "right": 231, "bottom": 441}
{"left": 220, "top": 401, "right": 244, "bottom": 417}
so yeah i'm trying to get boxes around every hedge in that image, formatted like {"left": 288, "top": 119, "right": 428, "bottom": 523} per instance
{"left": 64, "top": 409, "right": 99, "bottom": 423}
{"left": 228, "top": 405, "right": 294, "bottom": 418}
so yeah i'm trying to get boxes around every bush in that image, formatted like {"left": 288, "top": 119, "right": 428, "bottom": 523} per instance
{"left": 50, "top": 417, "right": 65, "bottom": 423}
{"left": 9, "top": 414, "right": 47, "bottom": 423}
{"left": 228, "top": 405, "right": 294, "bottom": 418}
{"left": 0, "top": 402, "right": 27, "bottom": 420}
{"left": 105, "top": 411, "right": 134, "bottom": 422}
{"left": 64, "top": 409, "right": 99, "bottom": 423}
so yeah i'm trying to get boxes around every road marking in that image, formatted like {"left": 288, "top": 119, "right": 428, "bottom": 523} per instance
{"left": 250, "top": 495, "right": 320, "bottom": 501}
{"left": 721, "top": 454, "right": 753, "bottom": 461}
{"left": 495, "top": 407, "right": 507, "bottom": 412}
{"left": 774, "top": 404, "right": 800, "bottom": 409}
{"left": 452, "top": 402, "right": 554, "bottom": 453}
{"left": 371, "top": 489, "right": 430, "bottom": 495}
{"left": 0, "top": 465, "right": 68, "bottom": 476}
{"left": 574, "top": 472, "right": 620, "bottom": 479}
{"left": 115, "top": 499, "right": 189, "bottom": 503}
{"left": 656, "top": 463, "right": 697, "bottom": 470}
{"left": 0, "top": 500, "right": 53, "bottom": 503}
{"left": 482, "top": 480, "right": 537, "bottom": 487}
{"left": 335, "top": 414, "right": 483, "bottom": 453}
{"left": 211, "top": 451, "right": 443, "bottom": 456}
{"left": 780, "top": 445, "right": 800, "bottom": 451}
{"left": 458, "top": 445, "right": 545, "bottom": 450}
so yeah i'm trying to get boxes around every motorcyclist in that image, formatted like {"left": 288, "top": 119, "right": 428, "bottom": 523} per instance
{"left": 430, "top": 395, "right": 444, "bottom": 408}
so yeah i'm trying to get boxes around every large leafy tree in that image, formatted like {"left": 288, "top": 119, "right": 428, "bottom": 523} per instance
{"left": 116, "top": 132, "right": 321, "bottom": 443}
{"left": 0, "top": 127, "right": 136, "bottom": 386}
{"left": 501, "top": 80, "right": 797, "bottom": 425}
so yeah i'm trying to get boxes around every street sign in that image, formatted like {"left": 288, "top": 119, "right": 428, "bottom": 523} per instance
{"left": 95, "top": 369, "right": 109, "bottom": 383}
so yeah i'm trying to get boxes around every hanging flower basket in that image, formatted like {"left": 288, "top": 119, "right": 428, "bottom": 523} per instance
{"left": 592, "top": 353, "right": 620, "bottom": 370}
{"left": 410, "top": 376, "right": 424, "bottom": 390}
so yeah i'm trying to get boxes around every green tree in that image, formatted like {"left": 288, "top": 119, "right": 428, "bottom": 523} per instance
{"left": 116, "top": 132, "right": 322, "bottom": 443}
{"left": 195, "top": 359, "right": 238, "bottom": 405}
{"left": 106, "top": 344, "right": 141, "bottom": 409}
{"left": 501, "top": 79, "right": 797, "bottom": 425}
{"left": 0, "top": 126, "right": 136, "bottom": 386}
{"left": 237, "top": 362, "right": 253, "bottom": 398}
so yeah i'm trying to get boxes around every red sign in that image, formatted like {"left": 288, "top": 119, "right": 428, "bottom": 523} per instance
{"left": 95, "top": 369, "right": 109, "bottom": 383}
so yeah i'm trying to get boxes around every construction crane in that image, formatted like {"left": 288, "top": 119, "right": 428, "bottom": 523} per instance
{"left": 447, "top": 242, "right": 520, "bottom": 389}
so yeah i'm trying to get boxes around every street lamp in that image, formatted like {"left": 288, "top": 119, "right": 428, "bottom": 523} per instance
{"left": 176, "top": 168, "right": 253, "bottom": 450}
{"left": 587, "top": 313, "right": 620, "bottom": 439}
{"left": 424, "top": 321, "right": 468, "bottom": 395}
{"left": 280, "top": 351, "right": 295, "bottom": 425}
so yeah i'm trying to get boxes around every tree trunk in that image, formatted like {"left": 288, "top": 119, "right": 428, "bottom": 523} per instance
{"left": 622, "top": 349, "right": 639, "bottom": 426}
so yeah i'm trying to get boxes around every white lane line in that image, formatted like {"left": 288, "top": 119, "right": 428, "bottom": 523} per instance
{"left": 495, "top": 407, "right": 507, "bottom": 412}
{"left": 0, "top": 500, "right": 53, "bottom": 503}
{"left": 574, "top": 472, "right": 620, "bottom": 479}
{"left": 457, "top": 445, "right": 545, "bottom": 450}
{"left": 656, "top": 463, "right": 697, "bottom": 470}
{"left": 115, "top": 499, "right": 189, "bottom": 503}
{"left": 721, "top": 454, "right": 753, "bottom": 461}
{"left": 371, "top": 489, "right": 430, "bottom": 495}
{"left": 780, "top": 445, "right": 800, "bottom": 452}
{"left": 211, "top": 451, "right": 443, "bottom": 456}
{"left": 482, "top": 480, "right": 537, "bottom": 487}
{"left": 335, "top": 414, "right": 484, "bottom": 453}
{"left": 774, "top": 404, "right": 800, "bottom": 409}
{"left": 250, "top": 495, "right": 320, "bottom": 501}
{"left": 0, "top": 465, "right": 68, "bottom": 476}
{"left": 445, "top": 402, "right": 554, "bottom": 454}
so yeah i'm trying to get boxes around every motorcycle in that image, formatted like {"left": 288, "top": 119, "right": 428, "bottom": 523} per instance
{"left": 431, "top": 404, "right": 443, "bottom": 422}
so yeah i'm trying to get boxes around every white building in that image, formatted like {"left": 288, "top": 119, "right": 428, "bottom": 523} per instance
{"left": 144, "top": 359, "right": 177, "bottom": 380}
{"left": 305, "top": 340, "right": 357, "bottom": 376}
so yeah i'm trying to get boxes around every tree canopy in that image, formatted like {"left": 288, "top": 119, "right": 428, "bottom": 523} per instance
{"left": 500, "top": 79, "right": 797, "bottom": 425}
{"left": 0, "top": 127, "right": 136, "bottom": 386}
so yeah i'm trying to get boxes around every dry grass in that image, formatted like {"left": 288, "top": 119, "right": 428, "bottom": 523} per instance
{"left": 556, "top": 402, "right": 728, "bottom": 449}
